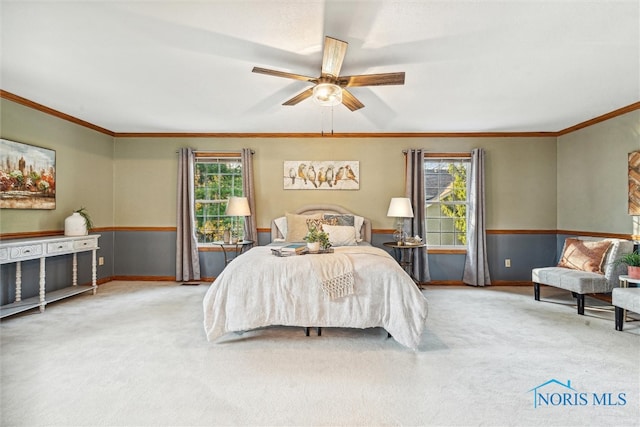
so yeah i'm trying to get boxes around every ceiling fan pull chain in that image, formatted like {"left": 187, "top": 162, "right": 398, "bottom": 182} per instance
{"left": 331, "top": 105, "right": 334, "bottom": 135}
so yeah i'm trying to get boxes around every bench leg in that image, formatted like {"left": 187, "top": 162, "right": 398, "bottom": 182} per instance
{"left": 305, "top": 327, "right": 310, "bottom": 336}
{"left": 317, "top": 327, "right": 322, "bottom": 336}
{"left": 576, "top": 294, "right": 585, "bottom": 315}
{"left": 534, "top": 283, "right": 540, "bottom": 301}
{"left": 615, "top": 306, "right": 624, "bottom": 331}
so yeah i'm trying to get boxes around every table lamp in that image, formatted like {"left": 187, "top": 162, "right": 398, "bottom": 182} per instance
{"left": 387, "top": 197, "right": 414, "bottom": 244}
{"left": 225, "top": 197, "right": 251, "bottom": 243}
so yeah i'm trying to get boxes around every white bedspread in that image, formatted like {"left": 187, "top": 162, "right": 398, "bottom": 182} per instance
{"left": 203, "top": 245, "right": 429, "bottom": 349}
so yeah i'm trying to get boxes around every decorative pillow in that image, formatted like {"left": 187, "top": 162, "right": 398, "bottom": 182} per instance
{"left": 306, "top": 217, "right": 338, "bottom": 232}
{"left": 273, "top": 216, "right": 287, "bottom": 238}
{"left": 285, "top": 212, "right": 321, "bottom": 242}
{"left": 557, "top": 238, "right": 612, "bottom": 274}
{"left": 323, "top": 214, "right": 365, "bottom": 242}
{"left": 323, "top": 224, "right": 358, "bottom": 246}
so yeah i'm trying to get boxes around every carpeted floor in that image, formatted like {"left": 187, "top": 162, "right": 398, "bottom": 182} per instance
{"left": 1, "top": 281, "right": 638, "bottom": 426}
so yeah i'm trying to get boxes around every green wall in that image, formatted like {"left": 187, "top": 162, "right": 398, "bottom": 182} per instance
{"left": 2, "top": 95, "right": 637, "bottom": 239}
{"left": 0, "top": 99, "right": 114, "bottom": 234}
{"left": 113, "top": 136, "right": 557, "bottom": 231}
{"left": 557, "top": 110, "right": 640, "bottom": 235}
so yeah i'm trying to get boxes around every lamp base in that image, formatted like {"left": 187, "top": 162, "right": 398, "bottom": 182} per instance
{"left": 393, "top": 229, "right": 407, "bottom": 244}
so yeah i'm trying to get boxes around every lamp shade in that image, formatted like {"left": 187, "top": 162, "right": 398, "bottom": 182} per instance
{"left": 225, "top": 197, "right": 251, "bottom": 216}
{"left": 387, "top": 197, "right": 414, "bottom": 218}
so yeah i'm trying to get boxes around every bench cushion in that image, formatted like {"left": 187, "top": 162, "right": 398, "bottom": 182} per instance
{"left": 612, "top": 288, "right": 640, "bottom": 314}
{"left": 532, "top": 267, "right": 609, "bottom": 294}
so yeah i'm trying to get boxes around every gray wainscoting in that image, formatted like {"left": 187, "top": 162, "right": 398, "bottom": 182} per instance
{"left": 1, "top": 230, "right": 558, "bottom": 305}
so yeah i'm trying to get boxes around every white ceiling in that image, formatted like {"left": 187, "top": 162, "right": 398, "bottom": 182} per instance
{"left": 2, "top": 0, "right": 639, "bottom": 134}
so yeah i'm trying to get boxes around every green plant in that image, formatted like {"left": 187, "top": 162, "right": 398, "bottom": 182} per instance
{"left": 304, "top": 225, "right": 331, "bottom": 249}
{"left": 615, "top": 250, "right": 640, "bottom": 267}
{"left": 75, "top": 207, "right": 94, "bottom": 231}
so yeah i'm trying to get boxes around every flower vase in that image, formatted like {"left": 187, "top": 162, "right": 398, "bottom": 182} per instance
{"left": 223, "top": 229, "right": 231, "bottom": 244}
{"left": 307, "top": 242, "right": 320, "bottom": 252}
{"left": 628, "top": 266, "right": 640, "bottom": 279}
{"left": 64, "top": 212, "right": 87, "bottom": 236}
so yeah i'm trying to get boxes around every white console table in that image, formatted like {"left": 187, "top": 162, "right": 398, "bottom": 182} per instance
{"left": 0, "top": 234, "right": 100, "bottom": 318}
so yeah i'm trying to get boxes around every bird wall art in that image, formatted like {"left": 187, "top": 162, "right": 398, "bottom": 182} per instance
{"left": 283, "top": 161, "right": 359, "bottom": 190}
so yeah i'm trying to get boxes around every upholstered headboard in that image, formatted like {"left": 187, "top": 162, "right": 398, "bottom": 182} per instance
{"left": 270, "top": 204, "right": 372, "bottom": 243}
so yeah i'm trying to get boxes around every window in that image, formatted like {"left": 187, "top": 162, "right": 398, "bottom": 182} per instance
{"left": 424, "top": 154, "right": 471, "bottom": 247}
{"left": 193, "top": 153, "right": 244, "bottom": 244}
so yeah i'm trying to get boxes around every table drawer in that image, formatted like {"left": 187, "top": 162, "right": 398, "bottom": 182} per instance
{"left": 73, "top": 238, "right": 97, "bottom": 250}
{"left": 47, "top": 241, "right": 74, "bottom": 255}
{"left": 9, "top": 244, "right": 44, "bottom": 260}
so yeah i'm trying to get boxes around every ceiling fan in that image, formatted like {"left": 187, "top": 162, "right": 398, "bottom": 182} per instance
{"left": 252, "top": 36, "right": 405, "bottom": 111}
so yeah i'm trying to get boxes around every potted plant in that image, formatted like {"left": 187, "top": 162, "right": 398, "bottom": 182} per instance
{"left": 64, "top": 207, "right": 93, "bottom": 236}
{"left": 615, "top": 250, "right": 640, "bottom": 279}
{"left": 304, "top": 225, "right": 331, "bottom": 252}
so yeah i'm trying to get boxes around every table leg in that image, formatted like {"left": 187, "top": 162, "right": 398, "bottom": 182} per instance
{"left": 39, "top": 258, "right": 46, "bottom": 313}
{"left": 15, "top": 261, "right": 22, "bottom": 302}
{"left": 92, "top": 249, "right": 97, "bottom": 294}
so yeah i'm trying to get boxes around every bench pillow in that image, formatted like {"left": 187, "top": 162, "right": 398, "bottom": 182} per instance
{"left": 557, "top": 238, "right": 612, "bottom": 274}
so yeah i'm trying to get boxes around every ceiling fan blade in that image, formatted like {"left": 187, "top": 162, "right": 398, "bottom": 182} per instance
{"left": 283, "top": 87, "right": 314, "bottom": 106}
{"left": 321, "top": 36, "right": 348, "bottom": 78}
{"left": 338, "top": 72, "right": 405, "bottom": 87}
{"left": 252, "top": 66, "right": 317, "bottom": 83}
{"left": 341, "top": 89, "right": 364, "bottom": 111}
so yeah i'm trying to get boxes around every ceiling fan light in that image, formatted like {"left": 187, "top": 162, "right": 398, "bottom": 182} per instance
{"left": 313, "top": 83, "right": 342, "bottom": 107}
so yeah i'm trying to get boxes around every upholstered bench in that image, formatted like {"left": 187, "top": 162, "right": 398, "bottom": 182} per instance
{"left": 613, "top": 287, "right": 640, "bottom": 331}
{"left": 532, "top": 237, "right": 634, "bottom": 315}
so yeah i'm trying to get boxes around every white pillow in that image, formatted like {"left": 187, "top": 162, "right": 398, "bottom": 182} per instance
{"left": 323, "top": 224, "right": 357, "bottom": 246}
{"left": 322, "top": 214, "right": 365, "bottom": 242}
{"left": 274, "top": 216, "right": 287, "bottom": 239}
{"left": 354, "top": 215, "right": 365, "bottom": 242}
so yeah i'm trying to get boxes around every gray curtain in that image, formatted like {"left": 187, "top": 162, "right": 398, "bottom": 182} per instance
{"left": 463, "top": 148, "right": 491, "bottom": 286}
{"left": 176, "top": 148, "right": 200, "bottom": 281}
{"left": 405, "top": 149, "right": 430, "bottom": 283}
{"left": 241, "top": 148, "right": 258, "bottom": 243}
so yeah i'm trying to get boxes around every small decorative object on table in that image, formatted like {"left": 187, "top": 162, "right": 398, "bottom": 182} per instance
{"left": 64, "top": 207, "right": 93, "bottom": 236}
{"left": 404, "top": 235, "right": 423, "bottom": 245}
{"left": 304, "top": 225, "right": 331, "bottom": 253}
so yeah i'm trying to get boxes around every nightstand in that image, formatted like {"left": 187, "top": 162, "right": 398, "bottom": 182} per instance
{"left": 383, "top": 241, "right": 426, "bottom": 286}
{"left": 212, "top": 240, "right": 254, "bottom": 266}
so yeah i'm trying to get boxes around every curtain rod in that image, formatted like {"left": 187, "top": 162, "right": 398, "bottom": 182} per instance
{"left": 175, "top": 149, "right": 254, "bottom": 154}
{"left": 402, "top": 148, "right": 471, "bottom": 154}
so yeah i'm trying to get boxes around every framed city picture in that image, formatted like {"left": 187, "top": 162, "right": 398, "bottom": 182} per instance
{"left": 0, "top": 138, "right": 56, "bottom": 209}
{"left": 283, "top": 160, "right": 359, "bottom": 190}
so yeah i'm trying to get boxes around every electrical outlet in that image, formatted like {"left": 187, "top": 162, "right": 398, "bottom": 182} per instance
{"left": 99, "top": 257, "right": 105, "bottom": 266}
{"left": 505, "top": 259, "right": 511, "bottom": 268}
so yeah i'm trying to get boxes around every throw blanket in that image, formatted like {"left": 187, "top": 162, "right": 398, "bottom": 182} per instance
{"left": 312, "top": 253, "right": 354, "bottom": 299}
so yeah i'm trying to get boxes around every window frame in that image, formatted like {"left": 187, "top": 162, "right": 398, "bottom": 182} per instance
{"left": 193, "top": 152, "right": 244, "bottom": 246}
{"left": 423, "top": 152, "right": 471, "bottom": 250}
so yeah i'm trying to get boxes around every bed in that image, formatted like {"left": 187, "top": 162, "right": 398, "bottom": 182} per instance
{"left": 202, "top": 204, "right": 429, "bottom": 349}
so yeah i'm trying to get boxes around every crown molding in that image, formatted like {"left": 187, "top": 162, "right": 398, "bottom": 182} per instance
{"left": 0, "top": 90, "right": 115, "bottom": 136}
{"left": 2, "top": 90, "right": 637, "bottom": 138}
{"left": 556, "top": 101, "right": 640, "bottom": 135}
